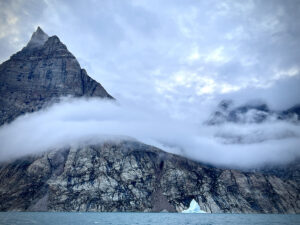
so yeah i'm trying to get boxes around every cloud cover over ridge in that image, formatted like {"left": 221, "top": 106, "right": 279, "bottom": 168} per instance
{"left": 0, "top": 97, "right": 299, "bottom": 168}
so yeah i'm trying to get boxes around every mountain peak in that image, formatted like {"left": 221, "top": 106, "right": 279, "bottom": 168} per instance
{"left": 36, "top": 26, "right": 43, "bottom": 32}
{"left": 0, "top": 26, "right": 113, "bottom": 125}
{"left": 27, "top": 26, "right": 49, "bottom": 48}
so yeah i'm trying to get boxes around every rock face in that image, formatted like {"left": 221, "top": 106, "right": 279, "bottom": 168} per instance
{"left": 0, "top": 27, "right": 113, "bottom": 125}
{"left": 208, "top": 100, "right": 300, "bottom": 125}
{"left": 0, "top": 141, "right": 299, "bottom": 213}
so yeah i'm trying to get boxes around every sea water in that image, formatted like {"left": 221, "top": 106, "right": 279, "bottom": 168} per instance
{"left": 0, "top": 212, "right": 299, "bottom": 225}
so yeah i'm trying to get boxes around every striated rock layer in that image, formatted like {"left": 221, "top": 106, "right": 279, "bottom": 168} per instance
{"left": 0, "top": 27, "right": 113, "bottom": 125}
{"left": 0, "top": 141, "right": 299, "bottom": 213}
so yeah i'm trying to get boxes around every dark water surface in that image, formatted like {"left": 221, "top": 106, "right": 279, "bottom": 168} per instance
{"left": 0, "top": 212, "right": 299, "bottom": 225}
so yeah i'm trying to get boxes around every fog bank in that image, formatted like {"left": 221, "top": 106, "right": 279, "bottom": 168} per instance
{"left": 0, "top": 97, "right": 299, "bottom": 169}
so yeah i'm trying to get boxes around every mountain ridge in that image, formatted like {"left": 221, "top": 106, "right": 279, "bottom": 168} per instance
{"left": 0, "top": 27, "right": 113, "bottom": 126}
{"left": 0, "top": 141, "right": 299, "bottom": 213}
{"left": 208, "top": 100, "right": 300, "bottom": 125}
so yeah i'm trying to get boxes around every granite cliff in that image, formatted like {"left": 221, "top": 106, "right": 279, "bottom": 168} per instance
{"left": 0, "top": 27, "right": 112, "bottom": 125}
{"left": 0, "top": 141, "right": 299, "bottom": 213}
{"left": 0, "top": 28, "right": 299, "bottom": 213}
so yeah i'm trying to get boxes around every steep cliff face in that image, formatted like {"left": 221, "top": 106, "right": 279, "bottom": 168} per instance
{"left": 0, "top": 141, "right": 299, "bottom": 213}
{"left": 0, "top": 27, "right": 113, "bottom": 125}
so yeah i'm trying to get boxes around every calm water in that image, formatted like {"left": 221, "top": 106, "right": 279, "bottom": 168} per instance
{"left": 0, "top": 213, "right": 299, "bottom": 225}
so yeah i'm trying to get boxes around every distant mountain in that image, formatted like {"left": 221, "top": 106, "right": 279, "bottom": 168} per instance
{"left": 0, "top": 28, "right": 299, "bottom": 213}
{"left": 0, "top": 27, "right": 113, "bottom": 125}
{"left": 208, "top": 100, "right": 300, "bottom": 125}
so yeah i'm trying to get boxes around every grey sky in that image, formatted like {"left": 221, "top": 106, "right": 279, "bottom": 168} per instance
{"left": 1, "top": 0, "right": 300, "bottom": 111}
{"left": 1, "top": 0, "right": 300, "bottom": 167}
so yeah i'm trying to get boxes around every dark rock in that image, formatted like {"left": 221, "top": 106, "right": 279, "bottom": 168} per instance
{"left": 208, "top": 100, "right": 300, "bottom": 125}
{"left": 0, "top": 141, "right": 299, "bottom": 213}
{"left": 0, "top": 27, "right": 113, "bottom": 125}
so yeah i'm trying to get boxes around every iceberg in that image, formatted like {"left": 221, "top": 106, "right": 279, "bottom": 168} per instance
{"left": 182, "top": 199, "right": 207, "bottom": 213}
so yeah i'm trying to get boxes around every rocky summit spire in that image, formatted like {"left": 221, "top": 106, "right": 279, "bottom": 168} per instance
{"left": 0, "top": 27, "right": 113, "bottom": 125}
{"left": 26, "top": 26, "right": 49, "bottom": 48}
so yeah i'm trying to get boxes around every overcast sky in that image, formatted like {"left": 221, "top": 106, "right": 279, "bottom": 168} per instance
{"left": 1, "top": 0, "right": 300, "bottom": 167}
{"left": 0, "top": 0, "right": 300, "bottom": 107}
{"left": 1, "top": 0, "right": 300, "bottom": 111}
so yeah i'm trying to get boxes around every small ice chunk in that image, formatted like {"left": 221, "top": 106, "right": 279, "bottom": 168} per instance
{"left": 182, "top": 199, "right": 207, "bottom": 213}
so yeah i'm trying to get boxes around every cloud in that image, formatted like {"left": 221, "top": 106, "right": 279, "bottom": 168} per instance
{"left": 0, "top": 97, "right": 299, "bottom": 169}
{"left": 217, "top": 75, "right": 300, "bottom": 110}
{"left": 0, "top": 0, "right": 47, "bottom": 62}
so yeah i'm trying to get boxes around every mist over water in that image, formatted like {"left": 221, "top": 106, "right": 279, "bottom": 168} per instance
{"left": 0, "top": 96, "right": 299, "bottom": 169}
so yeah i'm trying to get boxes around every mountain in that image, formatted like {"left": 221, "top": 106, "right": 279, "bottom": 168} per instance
{"left": 0, "top": 141, "right": 299, "bottom": 213}
{"left": 208, "top": 100, "right": 300, "bottom": 125}
{"left": 0, "top": 27, "right": 113, "bottom": 125}
{"left": 0, "top": 28, "right": 299, "bottom": 213}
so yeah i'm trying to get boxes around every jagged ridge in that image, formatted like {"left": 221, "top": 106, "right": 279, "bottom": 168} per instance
{"left": 0, "top": 27, "right": 113, "bottom": 125}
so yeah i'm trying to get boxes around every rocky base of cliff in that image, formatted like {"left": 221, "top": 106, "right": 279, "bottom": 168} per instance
{"left": 0, "top": 140, "right": 299, "bottom": 213}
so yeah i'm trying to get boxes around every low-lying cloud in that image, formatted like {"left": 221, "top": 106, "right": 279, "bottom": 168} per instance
{"left": 0, "top": 97, "right": 299, "bottom": 169}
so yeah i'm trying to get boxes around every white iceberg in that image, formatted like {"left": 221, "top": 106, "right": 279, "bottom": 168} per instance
{"left": 182, "top": 199, "right": 207, "bottom": 213}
